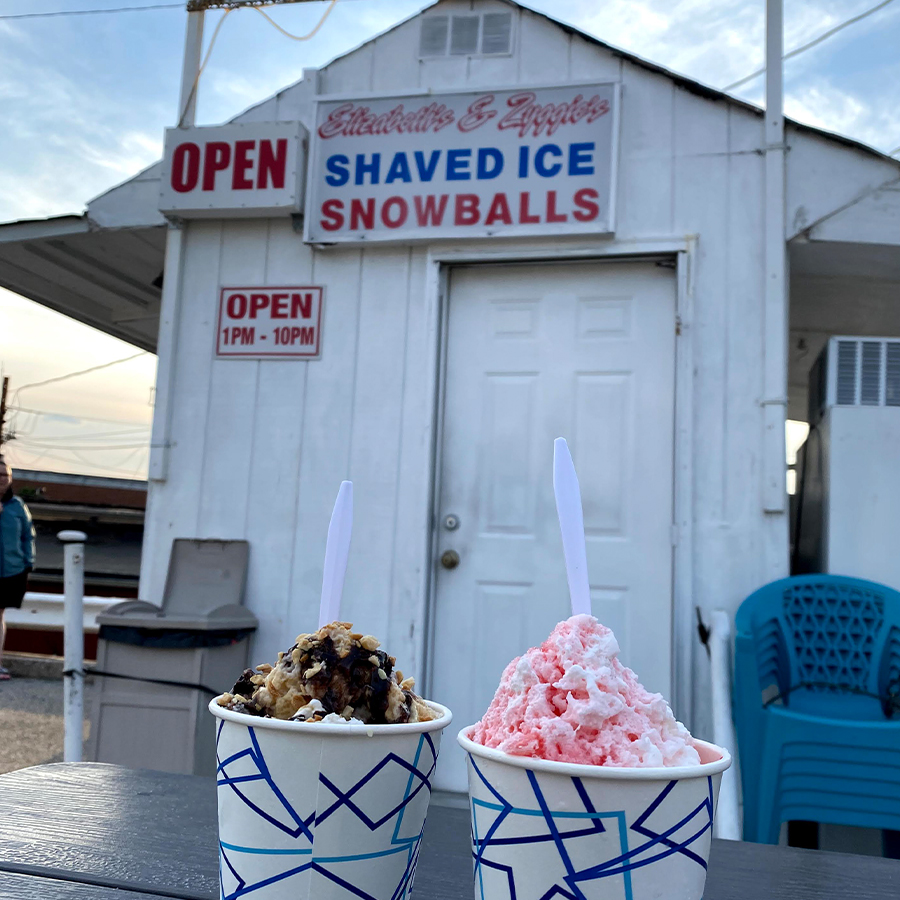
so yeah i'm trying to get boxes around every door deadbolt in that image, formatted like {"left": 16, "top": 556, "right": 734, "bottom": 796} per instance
{"left": 443, "top": 514, "right": 459, "bottom": 531}
{"left": 440, "top": 549, "right": 460, "bottom": 570}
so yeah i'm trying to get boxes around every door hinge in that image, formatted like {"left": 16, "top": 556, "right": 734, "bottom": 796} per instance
{"left": 675, "top": 315, "right": 683, "bottom": 336}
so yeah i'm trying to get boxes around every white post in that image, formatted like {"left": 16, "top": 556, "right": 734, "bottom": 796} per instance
{"left": 60, "top": 530, "right": 87, "bottom": 763}
{"left": 148, "top": 9, "right": 205, "bottom": 484}
{"left": 763, "top": 0, "right": 789, "bottom": 534}
{"left": 710, "top": 609, "right": 741, "bottom": 840}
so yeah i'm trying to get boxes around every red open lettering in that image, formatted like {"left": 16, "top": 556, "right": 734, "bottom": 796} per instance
{"left": 291, "top": 293, "right": 312, "bottom": 319}
{"left": 270, "top": 293, "right": 288, "bottom": 318}
{"left": 249, "top": 293, "right": 269, "bottom": 318}
{"left": 171, "top": 143, "right": 200, "bottom": 193}
{"left": 226, "top": 293, "right": 247, "bottom": 318}
{"left": 232, "top": 140, "right": 255, "bottom": 190}
{"left": 203, "top": 142, "right": 231, "bottom": 191}
{"left": 258, "top": 138, "right": 287, "bottom": 189}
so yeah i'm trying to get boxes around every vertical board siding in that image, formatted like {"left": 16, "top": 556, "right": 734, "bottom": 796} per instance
{"left": 246, "top": 221, "right": 313, "bottom": 659}
{"left": 618, "top": 64, "right": 674, "bottom": 235}
{"left": 342, "top": 249, "right": 413, "bottom": 641}
{"left": 142, "top": 221, "right": 223, "bottom": 605}
{"left": 143, "top": 2, "right": 778, "bottom": 713}
{"left": 197, "top": 220, "right": 268, "bottom": 539}
{"left": 285, "top": 247, "right": 363, "bottom": 639}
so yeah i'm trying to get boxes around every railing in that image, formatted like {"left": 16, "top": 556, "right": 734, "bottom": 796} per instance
{"left": 4, "top": 591, "right": 117, "bottom": 633}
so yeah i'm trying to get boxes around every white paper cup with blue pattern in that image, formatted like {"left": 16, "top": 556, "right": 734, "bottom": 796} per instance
{"left": 458, "top": 726, "right": 730, "bottom": 900}
{"left": 210, "top": 700, "right": 451, "bottom": 900}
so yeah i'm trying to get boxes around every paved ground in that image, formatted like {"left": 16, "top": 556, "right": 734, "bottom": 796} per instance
{"left": 0, "top": 675, "right": 94, "bottom": 775}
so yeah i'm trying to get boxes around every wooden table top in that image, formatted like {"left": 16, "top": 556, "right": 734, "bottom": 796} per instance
{"left": 0, "top": 763, "right": 898, "bottom": 899}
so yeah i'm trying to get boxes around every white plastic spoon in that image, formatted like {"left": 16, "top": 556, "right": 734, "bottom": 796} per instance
{"left": 318, "top": 480, "right": 353, "bottom": 629}
{"left": 553, "top": 437, "right": 592, "bottom": 618}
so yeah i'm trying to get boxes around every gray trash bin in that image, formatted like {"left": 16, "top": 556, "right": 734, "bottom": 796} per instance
{"left": 88, "top": 539, "right": 256, "bottom": 776}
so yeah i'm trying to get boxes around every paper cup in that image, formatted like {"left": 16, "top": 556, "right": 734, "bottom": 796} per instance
{"left": 210, "top": 699, "right": 452, "bottom": 900}
{"left": 458, "top": 726, "right": 731, "bottom": 900}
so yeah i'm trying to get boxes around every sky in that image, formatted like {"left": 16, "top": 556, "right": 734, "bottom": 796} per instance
{"left": 1, "top": 0, "right": 898, "bottom": 479}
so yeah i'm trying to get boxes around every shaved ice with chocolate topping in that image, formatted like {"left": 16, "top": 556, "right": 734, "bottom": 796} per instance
{"left": 217, "top": 620, "right": 438, "bottom": 725}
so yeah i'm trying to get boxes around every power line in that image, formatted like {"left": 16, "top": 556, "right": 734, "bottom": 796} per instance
{"left": 15, "top": 427, "right": 151, "bottom": 442}
{"left": 17, "top": 439, "right": 152, "bottom": 451}
{"left": 0, "top": 0, "right": 355, "bottom": 19}
{"left": 12, "top": 352, "right": 149, "bottom": 397}
{"left": 724, "top": 0, "right": 898, "bottom": 91}
{"left": 9, "top": 406, "right": 152, "bottom": 427}
{"left": 0, "top": 3, "right": 183, "bottom": 19}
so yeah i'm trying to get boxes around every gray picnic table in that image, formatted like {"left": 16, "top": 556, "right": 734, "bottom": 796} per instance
{"left": 0, "top": 763, "right": 898, "bottom": 899}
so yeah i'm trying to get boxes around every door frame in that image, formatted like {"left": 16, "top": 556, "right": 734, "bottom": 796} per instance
{"left": 418, "top": 236, "right": 698, "bottom": 727}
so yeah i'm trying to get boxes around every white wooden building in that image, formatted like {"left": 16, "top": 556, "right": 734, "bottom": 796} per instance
{"left": 2, "top": 0, "right": 899, "bottom": 791}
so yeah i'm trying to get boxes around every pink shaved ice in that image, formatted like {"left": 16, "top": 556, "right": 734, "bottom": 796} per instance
{"left": 471, "top": 615, "right": 700, "bottom": 767}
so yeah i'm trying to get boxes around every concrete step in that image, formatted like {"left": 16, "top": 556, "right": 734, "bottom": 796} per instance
{"left": 3, "top": 653, "right": 64, "bottom": 680}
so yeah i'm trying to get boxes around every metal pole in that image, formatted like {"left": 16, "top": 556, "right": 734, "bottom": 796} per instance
{"left": 149, "top": 9, "right": 205, "bottom": 485}
{"left": 60, "top": 530, "right": 87, "bottom": 763}
{"left": 763, "top": 0, "right": 788, "bottom": 528}
{"left": 709, "top": 610, "right": 741, "bottom": 840}
{"left": 178, "top": 10, "right": 205, "bottom": 129}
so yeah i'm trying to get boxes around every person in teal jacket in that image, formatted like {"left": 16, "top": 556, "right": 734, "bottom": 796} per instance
{"left": 0, "top": 458, "right": 35, "bottom": 680}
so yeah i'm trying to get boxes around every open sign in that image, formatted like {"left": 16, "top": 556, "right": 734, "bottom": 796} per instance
{"left": 160, "top": 122, "right": 304, "bottom": 218}
{"left": 216, "top": 286, "right": 324, "bottom": 359}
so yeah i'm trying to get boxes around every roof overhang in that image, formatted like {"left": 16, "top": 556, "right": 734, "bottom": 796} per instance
{"left": 0, "top": 215, "right": 166, "bottom": 352}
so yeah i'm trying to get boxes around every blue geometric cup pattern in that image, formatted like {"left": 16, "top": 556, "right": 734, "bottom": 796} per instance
{"left": 212, "top": 705, "right": 449, "bottom": 900}
{"left": 462, "top": 737, "right": 727, "bottom": 900}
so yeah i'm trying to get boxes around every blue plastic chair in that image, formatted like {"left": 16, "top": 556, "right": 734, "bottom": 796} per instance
{"left": 734, "top": 574, "right": 900, "bottom": 845}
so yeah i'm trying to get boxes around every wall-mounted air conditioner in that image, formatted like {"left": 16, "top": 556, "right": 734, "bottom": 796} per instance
{"left": 794, "top": 336, "right": 900, "bottom": 589}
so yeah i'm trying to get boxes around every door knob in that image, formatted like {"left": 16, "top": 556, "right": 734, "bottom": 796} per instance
{"left": 440, "top": 549, "right": 460, "bottom": 570}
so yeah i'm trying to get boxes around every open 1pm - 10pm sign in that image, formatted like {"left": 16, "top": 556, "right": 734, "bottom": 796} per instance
{"left": 304, "top": 84, "right": 619, "bottom": 243}
{"left": 216, "top": 286, "right": 324, "bottom": 359}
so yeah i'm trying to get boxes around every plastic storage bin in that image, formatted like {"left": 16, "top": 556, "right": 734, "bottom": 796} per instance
{"left": 87, "top": 539, "right": 256, "bottom": 776}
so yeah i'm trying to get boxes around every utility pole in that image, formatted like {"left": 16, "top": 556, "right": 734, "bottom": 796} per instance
{"left": 0, "top": 377, "right": 9, "bottom": 454}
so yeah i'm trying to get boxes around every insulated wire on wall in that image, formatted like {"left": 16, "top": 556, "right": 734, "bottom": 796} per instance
{"left": 250, "top": 0, "right": 336, "bottom": 40}
{"left": 176, "top": 0, "right": 337, "bottom": 126}
{"left": 177, "top": 8, "right": 234, "bottom": 126}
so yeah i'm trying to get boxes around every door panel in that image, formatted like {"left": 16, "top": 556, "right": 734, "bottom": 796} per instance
{"left": 430, "top": 261, "right": 676, "bottom": 792}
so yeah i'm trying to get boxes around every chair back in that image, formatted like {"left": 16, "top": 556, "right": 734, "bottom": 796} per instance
{"left": 735, "top": 575, "right": 900, "bottom": 719}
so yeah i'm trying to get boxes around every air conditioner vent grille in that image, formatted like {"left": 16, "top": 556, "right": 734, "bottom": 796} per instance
{"left": 825, "top": 338, "right": 900, "bottom": 410}
{"left": 861, "top": 342, "right": 882, "bottom": 405}
{"left": 887, "top": 343, "right": 900, "bottom": 407}
{"left": 836, "top": 340, "right": 858, "bottom": 406}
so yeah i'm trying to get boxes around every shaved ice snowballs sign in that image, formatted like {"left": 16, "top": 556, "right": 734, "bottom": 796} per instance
{"left": 304, "top": 85, "right": 619, "bottom": 243}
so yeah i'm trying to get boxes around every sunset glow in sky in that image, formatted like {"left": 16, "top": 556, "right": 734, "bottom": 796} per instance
{"left": 1, "top": 0, "right": 898, "bottom": 478}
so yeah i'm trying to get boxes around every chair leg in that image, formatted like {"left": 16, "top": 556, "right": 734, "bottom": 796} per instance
{"left": 788, "top": 821, "right": 818, "bottom": 850}
{"left": 883, "top": 830, "right": 900, "bottom": 860}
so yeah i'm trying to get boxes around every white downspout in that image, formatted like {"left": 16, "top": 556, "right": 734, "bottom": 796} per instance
{"left": 710, "top": 610, "right": 741, "bottom": 840}
{"left": 762, "top": 0, "right": 789, "bottom": 560}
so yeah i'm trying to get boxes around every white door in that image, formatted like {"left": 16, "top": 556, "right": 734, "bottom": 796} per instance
{"left": 429, "top": 260, "right": 677, "bottom": 792}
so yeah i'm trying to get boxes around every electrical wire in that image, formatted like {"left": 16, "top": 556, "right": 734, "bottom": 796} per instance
{"left": 12, "top": 352, "right": 149, "bottom": 397}
{"left": 250, "top": 0, "right": 336, "bottom": 40}
{"left": 177, "top": 7, "right": 234, "bottom": 126}
{"left": 14, "top": 427, "right": 151, "bottom": 443}
{"left": 0, "top": 3, "right": 183, "bottom": 19}
{"left": 724, "top": 0, "right": 898, "bottom": 91}
{"left": 177, "top": 0, "right": 338, "bottom": 124}
{"left": 8, "top": 406, "right": 152, "bottom": 427}
{"left": 17, "top": 440, "right": 152, "bottom": 451}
